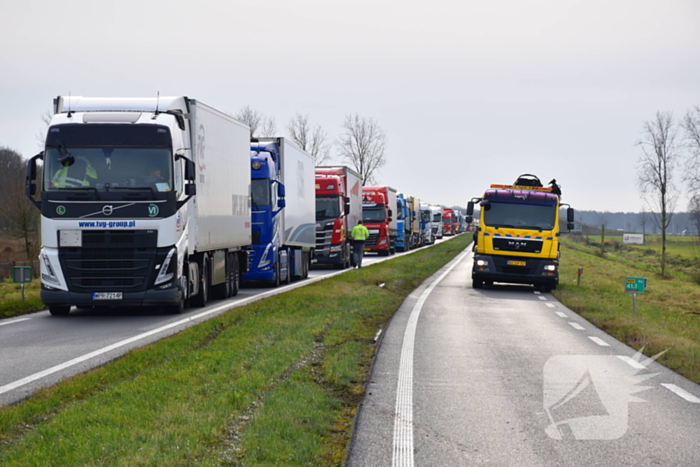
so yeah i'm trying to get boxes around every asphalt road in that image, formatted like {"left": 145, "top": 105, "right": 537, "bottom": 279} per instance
{"left": 0, "top": 246, "right": 419, "bottom": 407}
{"left": 346, "top": 248, "right": 700, "bottom": 466}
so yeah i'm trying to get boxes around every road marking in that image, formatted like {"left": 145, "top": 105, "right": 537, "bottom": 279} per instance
{"left": 392, "top": 250, "right": 468, "bottom": 467}
{"left": 538, "top": 296, "right": 547, "bottom": 301}
{"left": 569, "top": 322, "right": 585, "bottom": 330}
{"left": 534, "top": 291, "right": 541, "bottom": 295}
{"left": 0, "top": 317, "right": 31, "bottom": 327}
{"left": 555, "top": 311, "right": 568, "bottom": 318}
{"left": 374, "top": 329, "right": 383, "bottom": 342}
{"left": 660, "top": 384, "right": 700, "bottom": 403}
{"left": 617, "top": 356, "right": 646, "bottom": 370}
{"left": 545, "top": 303, "right": 555, "bottom": 308}
{"left": 588, "top": 336, "right": 610, "bottom": 346}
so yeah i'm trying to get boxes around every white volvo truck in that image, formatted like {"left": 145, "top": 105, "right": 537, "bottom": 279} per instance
{"left": 25, "top": 96, "right": 251, "bottom": 315}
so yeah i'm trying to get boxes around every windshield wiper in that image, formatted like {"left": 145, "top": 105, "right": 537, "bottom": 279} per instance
{"left": 492, "top": 224, "right": 515, "bottom": 229}
{"left": 57, "top": 186, "right": 100, "bottom": 199}
{"left": 110, "top": 186, "right": 156, "bottom": 197}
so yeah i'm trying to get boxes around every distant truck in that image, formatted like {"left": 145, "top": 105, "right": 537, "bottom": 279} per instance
{"left": 429, "top": 206, "right": 443, "bottom": 239}
{"left": 408, "top": 196, "right": 421, "bottom": 248}
{"left": 466, "top": 174, "right": 574, "bottom": 291}
{"left": 244, "top": 138, "right": 315, "bottom": 286}
{"left": 362, "top": 186, "right": 398, "bottom": 255}
{"left": 395, "top": 194, "right": 415, "bottom": 252}
{"left": 419, "top": 204, "right": 434, "bottom": 246}
{"left": 442, "top": 208, "right": 455, "bottom": 236}
{"left": 313, "top": 166, "right": 362, "bottom": 269}
{"left": 25, "top": 96, "right": 251, "bottom": 315}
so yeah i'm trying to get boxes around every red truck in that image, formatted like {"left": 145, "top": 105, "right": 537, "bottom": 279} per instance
{"left": 362, "top": 186, "right": 398, "bottom": 256}
{"left": 313, "top": 166, "right": 362, "bottom": 269}
{"left": 442, "top": 208, "right": 455, "bottom": 236}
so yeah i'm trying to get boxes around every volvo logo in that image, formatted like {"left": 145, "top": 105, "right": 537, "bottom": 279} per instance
{"left": 102, "top": 205, "right": 114, "bottom": 216}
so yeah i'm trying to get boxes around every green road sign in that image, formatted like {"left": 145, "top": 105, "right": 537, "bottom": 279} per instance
{"left": 625, "top": 276, "right": 646, "bottom": 293}
{"left": 13, "top": 266, "right": 32, "bottom": 283}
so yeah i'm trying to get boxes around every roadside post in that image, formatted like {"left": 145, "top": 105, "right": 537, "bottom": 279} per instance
{"left": 12, "top": 266, "right": 33, "bottom": 302}
{"left": 625, "top": 276, "right": 646, "bottom": 314}
{"left": 577, "top": 267, "right": 583, "bottom": 286}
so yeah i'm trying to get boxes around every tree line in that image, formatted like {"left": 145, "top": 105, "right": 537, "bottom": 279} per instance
{"left": 637, "top": 106, "right": 700, "bottom": 276}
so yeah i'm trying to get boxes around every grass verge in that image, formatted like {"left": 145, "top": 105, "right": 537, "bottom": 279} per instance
{"left": 0, "top": 235, "right": 470, "bottom": 466}
{"left": 0, "top": 279, "right": 44, "bottom": 319}
{"left": 554, "top": 236, "right": 700, "bottom": 384}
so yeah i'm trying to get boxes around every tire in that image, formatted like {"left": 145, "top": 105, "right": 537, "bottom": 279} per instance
{"left": 379, "top": 250, "right": 390, "bottom": 257}
{"left": 302, "top": 252, "right": 309, "bottom": 279}
{"left": 272, "top": 262, "right": 281, "bottom": 288}
{"left": 166, "top": 292, "right": 185, "bottom": 314}
{"left": 472, "top": 279, "right": 484, "bottom": 289}
{"left": 49, "top": 305, "right": 71, "bottom": 316}
{"left": 192, "top": 258, "right": 209, "bottom": 307}
{"left": 211, "top": 260, "right": 230, "bottom": 300}
{"left": 282, "top": 259, "right": 291, "bottom": 284}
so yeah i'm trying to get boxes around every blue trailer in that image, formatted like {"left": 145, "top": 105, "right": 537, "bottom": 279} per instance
{"left": 243, "top": 138, "right": 315, "bottom": 286}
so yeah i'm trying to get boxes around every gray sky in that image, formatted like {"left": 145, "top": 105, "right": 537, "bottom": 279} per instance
{"left": 2, "top": 0, "right": 699, "bottom": 212}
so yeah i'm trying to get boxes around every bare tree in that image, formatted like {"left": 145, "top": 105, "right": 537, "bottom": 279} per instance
{"left": 637, "top": 111, "right": 681, "bottom": 277}
{"left": 689, "top": 195, "right": 700, "bottom": 240}
{"left": 287, "top": 113, "right": 331, "bottom": 165}
{"left": 683, "top": 106, "right": 700, "bottom": 191}
{"left": 234, "top": 105, "right": 277, "bottom": 138}
{"left": 337, "top": 114, "right": 387, "bottom": 185}
{"left": 35, "top": 110, "right": 52, "bottom": 148}
{"left": 638, "top": 209, "right": 649, "bottom": 236}
{"left": 0, "top": 147, "right": 40, "bottom": 260}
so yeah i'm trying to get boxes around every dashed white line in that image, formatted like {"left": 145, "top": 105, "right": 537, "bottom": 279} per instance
{"left": 661, "top": 384, "right": 700, "bottom": 403}
{"left": 545, "top": 303, "right": 555, "bottom": 308}
{"left": 0, "top": 317, "right": 31, "bottom": 327}
{"left": 555, "top": 312, "right": 568, "bottom": 318}
{"left": 538, "top": 296, "right": 547, "bottom": 301}
{"left": 374, "top": 329, "right": 383, "bottom": 342}
{"left": 534, "top": 291, "right": 541, "bottom": 295}
{"left": 588, "top": 336, "right": 610, "bottom": 346}
{"left": 569, "top": 322, "right": 585, "bottom": 330}
{"left": 617, "top": 356, "right": 646, "bottom": 370}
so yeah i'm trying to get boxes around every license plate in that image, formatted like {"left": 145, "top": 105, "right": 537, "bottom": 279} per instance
{"left": 92, "top": 292, "right": 123, "bottom": 300}
{"left": 507, "top": 260, "right": 527, "bottom": 266}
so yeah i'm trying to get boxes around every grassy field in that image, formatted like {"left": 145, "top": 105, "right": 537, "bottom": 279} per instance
{"left": 555, "top": 235, "right": 700, "bottom": 384}
{"left": 0, "top": 235, "right": 470, "bottom": 467}
{"left": 0, "top": 278, "right": 43, "bottom": 319}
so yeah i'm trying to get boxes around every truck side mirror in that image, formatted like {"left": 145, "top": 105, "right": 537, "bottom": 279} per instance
{"left": 25, "top": 152, "right": 43, "bottom": 210}
{"left": 345, "top": 196, "right": 350, "bottom": 215}
{"left": 466, "top": 216, "right": 473, "bottom": 224}
{"left": 184, "top": 159, "right": 196, "bottom": 181}
{"left": 388, "top": 208, "right": 393, "bottom": 218}
{"left": 466, "top": 201, "right": 474, "bottom": 216}
{"left": 185, "top": 184, "right": 196, "bottom": 196}
{"left": 278, "top": 198, "right": 286, "bottom": 208}
{"left": 567, "top": 207, "right": 575, "bottom": 223}
{"left": 278, "top": 183, "right": 286, "bottom": 198}
{"left": 567, "top": 222, "right": 574, "bottom": 231}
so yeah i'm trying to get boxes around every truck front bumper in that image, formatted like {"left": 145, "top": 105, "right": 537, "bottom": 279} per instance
{"left": 41, "top": 287, "right": 183, "bottom": 308}
{"left": 472, "top": 254, "right": 558, "bottom": 286}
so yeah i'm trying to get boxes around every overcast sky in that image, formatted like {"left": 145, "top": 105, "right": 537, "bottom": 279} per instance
{"left": 1, "top": 0, "right": 698, "bottom": 212}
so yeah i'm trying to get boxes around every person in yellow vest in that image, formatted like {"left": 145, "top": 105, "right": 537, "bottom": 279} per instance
{"left": 51, "top": 157, "right": 98, "bottom": 188}
{"left": 350, "top": 220, "right": 370, "bottom": 268}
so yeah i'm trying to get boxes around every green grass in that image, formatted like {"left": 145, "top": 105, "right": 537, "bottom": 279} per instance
{"left": 0, "top": 278, "right": 44, "bottom": 318}
{"left": 0, "top": 235, "right": 470, "bottom": 467}
{"left": 555, "top": 236, "right": 700, "bottom": 384}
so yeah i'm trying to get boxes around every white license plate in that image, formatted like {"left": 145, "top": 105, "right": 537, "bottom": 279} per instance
{"left": 92, "top": 292, "right": 123, "bottom": 300}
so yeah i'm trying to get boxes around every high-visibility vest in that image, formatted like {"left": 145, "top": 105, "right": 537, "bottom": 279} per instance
{"left": 351, "top": 224, "right": 370, "bottom": 241}
{"left": 52, "top": 157, "right": 98, "bottom": 188}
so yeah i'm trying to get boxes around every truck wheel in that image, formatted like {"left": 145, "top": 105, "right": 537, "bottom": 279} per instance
{"left": 303, "top": 253, "right": 309, "bottom": 279}
{"left": 192, "top": 259, "right": 209, "bottom": 307}
{"left": 166, "top": 290, "right": 185, "bottom": 314}
{"left": 379, "top": 250, "right": 389, "bottom": 257}
{"left": 472, "top": 279, "right": 484, "bottom": 289}
{"left": 283, "top": 261, "right": 291, "bottom": 284}
{"left": 272, "top": 263, "right": 281, "bottom": 287}
{"left": 49, "top": 305, "right": 71, "bottom": 316}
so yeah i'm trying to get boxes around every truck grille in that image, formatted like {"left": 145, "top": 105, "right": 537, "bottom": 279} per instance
{"left": 492, "top": 237, "right": 542, "bottom": 254}
{"left": 315, "top": 224, "right": 333, "bottom": 254}
{"left": 59, "top": 230, "right": 158, "bottom": 292}
{"left": 365, "top": 233, "right": 379, "bottom": 247}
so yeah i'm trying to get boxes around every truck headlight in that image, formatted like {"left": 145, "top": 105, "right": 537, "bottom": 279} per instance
{"left": 258, "top": 243, "right": 272, "bottom": 268}
{"left": 544, "top": 264, "right": 557, "bottom": 272}
{"left": 476, "top": 259, "right": 488, "bottom": 267}
{"left": 155, "top": 248, "right": 177, "bottom": 286}
{"left": 41, "top": 252, "right": 60, "bottom": 285}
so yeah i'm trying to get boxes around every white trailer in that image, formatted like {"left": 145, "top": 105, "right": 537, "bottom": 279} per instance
{"left": 26, "top": 96, "right": 251, "bottom": 315}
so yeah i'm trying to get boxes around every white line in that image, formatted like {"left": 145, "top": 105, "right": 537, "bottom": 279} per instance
{"left": 545, "top": 303, "right": 555, "bottom": 308}
{"left": 660, "top": 384, "right": 700, "bottom": 403}
{"left": 617, "top": 356, "right": 646, "bottom": 370}
{"left": 0, "top": 317, "right": 31, "bottom": 327}
{"left": 555, "top": 312, "right": 568, "bottom": 318}
{"left": 538, "top": 296, "right": 547, "bottom": 301}
{"left": 588, "top": 336, "right": 610, "bottom": 346}
{"left": 392, "top": 250, "right": 468, "bottom": 467}
{"left": 569, "top": 322, "right": 585, "bottom": 330}
{"left": 374, "top": 329, "right": 383, "bottom": 342}
{"left": 533, "top": 291, "right": 541, "bottom": 295}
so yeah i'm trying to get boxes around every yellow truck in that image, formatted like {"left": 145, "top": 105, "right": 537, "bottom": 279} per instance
{"left": 466, "top": 174, "right": 574, "bottom": 291}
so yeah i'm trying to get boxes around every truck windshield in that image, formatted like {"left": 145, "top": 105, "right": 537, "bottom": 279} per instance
{"left": 483, "top": 202, "right": 556, "bottom": 230}
{"left": 432, "top": 213, "right": 442, "bottom": 222}
{"left": 363, "top": 207, "right": 385, "bottom": 222}
{"left": 252, "top": 179, "right": 271, "bottom": 207}
{"left": 316, "top": 196, "right": 341, "bottom": 219}
{"left": 44, "top": 146, "right": 172, "bottom": 193}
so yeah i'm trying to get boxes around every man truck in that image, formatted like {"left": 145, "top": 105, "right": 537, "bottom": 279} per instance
{"left": 244, "top": 138, "right": 315, "bottom": 286}
{"left": 362, "top": 186, "right": 397, "bottom": 256}
{"left": 466, "top": 174, "right": 574, "bottom": 291}
{"left": 26, "top": 96, "right": 251, "bottom": 315}
{"left": 313, "top": 166, "right": 362, "bottom": 269}
{"left": 429, "top": 206, "right": 443, "bottom": 239}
